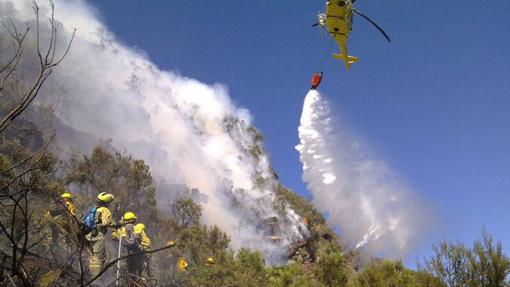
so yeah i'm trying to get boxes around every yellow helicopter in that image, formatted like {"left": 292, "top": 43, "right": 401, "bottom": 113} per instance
{"left": 312, "top": 0, "right": 391, "bottom": 69}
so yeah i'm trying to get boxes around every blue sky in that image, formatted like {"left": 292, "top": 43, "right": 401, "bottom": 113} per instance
{"left": 88, "top": 0, "right": 510, "bottom": 261}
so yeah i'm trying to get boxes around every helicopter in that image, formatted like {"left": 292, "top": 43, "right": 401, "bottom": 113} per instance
{"left": 312, "top": 0, "right": 391, "bottom": 69}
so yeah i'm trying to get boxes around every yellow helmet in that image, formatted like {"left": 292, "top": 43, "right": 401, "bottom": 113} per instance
{"left": 177, "top": 257, "right": 188, "bottom": 271}
{"left": 97, "top": 192, "right": 114, "bottom": 204}
{"left": 206, "top": 257, "right": 215, "bottom": 265}
{"left": 123, "top": 211, "right": 137, "bottom": 222}
{"left": 60, "top": 192, "right": 73, "bottom": 199}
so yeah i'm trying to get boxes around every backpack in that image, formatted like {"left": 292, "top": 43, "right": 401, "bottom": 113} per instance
{"left": 81, "top": 206, "right": 97, "bottom": 233}
{"left": 122, "top": 223, "right": 142, "bottom": 252}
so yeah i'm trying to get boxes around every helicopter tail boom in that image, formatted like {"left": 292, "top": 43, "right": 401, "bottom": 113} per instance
{"left": 333, "top": 53, "right": 359, "bottom": 68}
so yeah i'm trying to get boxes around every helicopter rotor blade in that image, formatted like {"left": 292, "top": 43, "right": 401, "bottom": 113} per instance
{"left": 353, "top": 8, "right": 391, "bottom": 42}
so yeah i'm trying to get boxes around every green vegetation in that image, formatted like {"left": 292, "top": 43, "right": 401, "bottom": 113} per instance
{"left": 2, "top": 108, "right": 510, "bottom": 287}
{"left": 418, "top": 230, "right": 510, "bottom": 287}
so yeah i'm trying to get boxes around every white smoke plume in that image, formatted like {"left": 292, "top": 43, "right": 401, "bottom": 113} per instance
{"left": 0, "top": 0, "right": 307, "bottom": 263}
{"left": 296, "top": 90, "right": 428, "bottom": 258}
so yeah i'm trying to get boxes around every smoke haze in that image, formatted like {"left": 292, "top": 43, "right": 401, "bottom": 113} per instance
{"left": 0, "top": 0, "right": 307, "bottom": 263}
{"left": 296, "top": 90, "right": 429, "bottom": 258}
{"left": 1, "top": 0, "right": 430, "bottom": 261}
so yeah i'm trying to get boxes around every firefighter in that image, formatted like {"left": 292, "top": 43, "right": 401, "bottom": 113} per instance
{"left": 204, "top": 257, "right": 215, "bottom": 267}
{"left": 45, "top": 192, "right": 77, "bottom": 247}
{"left": 177, "top": 257, "right": 188, "bottom": 272}
{"left": 84, "top": 192, "right": 117, "bottom": 278}
{"left": 112, "top": 212, "right": 152, "bottom": 281}
{"left": 60, "top": 192, "right": 76, "bottom": 216}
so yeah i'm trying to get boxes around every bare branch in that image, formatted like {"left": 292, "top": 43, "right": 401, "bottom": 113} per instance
{"left": 1, "top": 165, "right": 44, "bottom": 192}
{"left": 51, "top": 28, "right": 75, "bottom": 67}
{"left": 32, "top": 0, "right": 43, "bottom": 70}
{"left": 0, "top": 134, "right": 55, "bottom": 175}
{"left": 6, "top": 274, "right": 17, "bottom": 287}
{"left": 43, "top": 0, "right": 56, "bottom": 65}
{"left": 0, "top": 25, "right": 20, "bottom": 73}
{"left": 0, "top": 24, "right": 29, "bottom": 92}
{"left": 0, "top": 68, "right": 52, "bottom": 133}
{"left": 0, "top": 1, "right": 74, "bottom": 134}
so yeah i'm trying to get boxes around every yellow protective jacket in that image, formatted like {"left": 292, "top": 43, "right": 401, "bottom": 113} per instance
{"left": 44, "top": 200, "right": 76, "bottom": 221}
{"left": 65, "top": 201, "right": 76, "bottom": 216}
{"left": 95, "top": 206, "right": 113, "bottom": 235}
{"left": 177, "top": 257, "right": 188, "bottom": 272}
{"left": 112, "top": 223, "right": 151, "bottom": 250}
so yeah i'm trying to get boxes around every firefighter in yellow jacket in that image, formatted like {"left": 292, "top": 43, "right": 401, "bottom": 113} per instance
{"left": 112, "top": 211, "right": 152, "bottom": 281}
{"left": 45, "top": 192, "right": 77, "bottom": 247}
{"left": 61, "top": 192, "right": 76, "bottom": 216}
{"left": 177, "top": 257, "right": 188, "bottom": 272}
{"left": 84, "top": 192, "right": 117, "bottom": 278}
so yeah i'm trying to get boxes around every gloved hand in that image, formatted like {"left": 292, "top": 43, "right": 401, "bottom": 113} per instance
{"left": 111, "top": 230, "right": 120, "bottom": 240}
